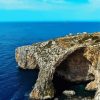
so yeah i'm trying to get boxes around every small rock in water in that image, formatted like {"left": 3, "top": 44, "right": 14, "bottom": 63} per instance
{"left": 78, "top": 96, "right": 82, "bottom": 99}
{"left": 54, "top": 97, "right": 59, "bottom": 100}
{"left": 63, "top": 90, "right": 75, "bottom": 96}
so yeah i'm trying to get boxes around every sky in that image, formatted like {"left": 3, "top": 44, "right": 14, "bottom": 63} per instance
{"left": 0, "top": 0, "right": 100, "bottom": 21}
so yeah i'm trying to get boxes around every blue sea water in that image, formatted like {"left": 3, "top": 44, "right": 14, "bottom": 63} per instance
{"left": 0, "top": 22, "right": 100, "bottom": 100}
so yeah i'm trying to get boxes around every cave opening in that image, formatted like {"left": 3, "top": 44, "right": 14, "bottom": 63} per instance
{"left": 53, "top": 72, "right": 96, "bottom": 100}
{"left": 52, "top": 48, "right": 96, "bottom": 99}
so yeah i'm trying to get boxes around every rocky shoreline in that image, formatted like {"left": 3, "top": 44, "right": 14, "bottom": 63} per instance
{"left": 15, "top": 32, "right": 100, "bottom": 100}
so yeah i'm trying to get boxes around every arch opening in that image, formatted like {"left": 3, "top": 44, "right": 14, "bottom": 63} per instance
{"left": 52, "top": 48, "right": 95, "bottom": 99}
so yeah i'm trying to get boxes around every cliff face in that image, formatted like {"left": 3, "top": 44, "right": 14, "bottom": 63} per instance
{"left": 15, "top": 32, "right": 100, "bottom": 100}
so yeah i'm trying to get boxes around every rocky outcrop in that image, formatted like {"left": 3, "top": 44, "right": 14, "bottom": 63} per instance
{"left": 15, "top": 32, "right": 100, "bottom": 100}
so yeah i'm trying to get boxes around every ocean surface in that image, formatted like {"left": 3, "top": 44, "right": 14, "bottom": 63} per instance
{"left": 0, "top": 22, "right": 100, "bottom": 100}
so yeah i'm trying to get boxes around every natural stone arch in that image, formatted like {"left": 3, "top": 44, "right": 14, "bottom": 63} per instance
{"left": 15, "top": 33, "right": 100, "bottom": 100}
{"left": 29, "top": 45, "right": 87, "bottom": 100}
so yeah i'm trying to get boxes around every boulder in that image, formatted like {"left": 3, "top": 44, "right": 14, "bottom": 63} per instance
{"left": 63, "top": 90, "right": 75, "bottom": 96}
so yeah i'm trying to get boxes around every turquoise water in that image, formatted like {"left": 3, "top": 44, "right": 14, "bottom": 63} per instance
{"left": 0, "top": 22, "right": 100, "bottom": 100}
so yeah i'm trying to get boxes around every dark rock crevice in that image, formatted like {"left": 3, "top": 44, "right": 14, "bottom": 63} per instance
{"left": 56, "top": 48, "right": 93, "bottom": 82}
{"left": 51, "top": 48, "right": 95, "bottom": 99}
{"left": 52, "top": 72, "right": 96, "bottom": 100}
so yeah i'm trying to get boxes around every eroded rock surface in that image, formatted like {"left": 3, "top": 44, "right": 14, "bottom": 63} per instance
{"left": 15, "top": 32, "right": 100, "bottom": 100}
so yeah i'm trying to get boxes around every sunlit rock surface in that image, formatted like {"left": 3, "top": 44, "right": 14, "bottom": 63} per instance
{"left": 15, "top": 32, "right": 100, "bottom": 100}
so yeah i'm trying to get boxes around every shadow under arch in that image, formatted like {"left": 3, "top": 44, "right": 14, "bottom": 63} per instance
{"left": 52, "top": 48, "right": 96, "bottom": 99}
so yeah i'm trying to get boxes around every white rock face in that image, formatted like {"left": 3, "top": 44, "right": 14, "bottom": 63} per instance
{"left": 63, "top": 90, "right": 75, "bottom": 96}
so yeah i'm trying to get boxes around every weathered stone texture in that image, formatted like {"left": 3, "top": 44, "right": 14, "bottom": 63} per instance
{"left": 15, "top": 32, "right": 100, "bottom": 100}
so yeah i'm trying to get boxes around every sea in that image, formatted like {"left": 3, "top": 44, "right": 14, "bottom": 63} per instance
{"left": 0, "top": 22, "right": 100, "bottom": 100}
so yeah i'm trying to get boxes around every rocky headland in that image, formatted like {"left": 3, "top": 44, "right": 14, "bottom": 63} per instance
{"left": 15, "top": 32, "right": 100, "bottom": 100}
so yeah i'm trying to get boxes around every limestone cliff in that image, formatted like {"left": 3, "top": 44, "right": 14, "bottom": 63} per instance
{"left": 15, "top": 32, "right": 100, "bottom": 100}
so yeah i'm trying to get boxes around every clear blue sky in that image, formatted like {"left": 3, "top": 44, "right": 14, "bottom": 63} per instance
{"left": 0, "top": 0, "right": 100, "bottom": 22}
